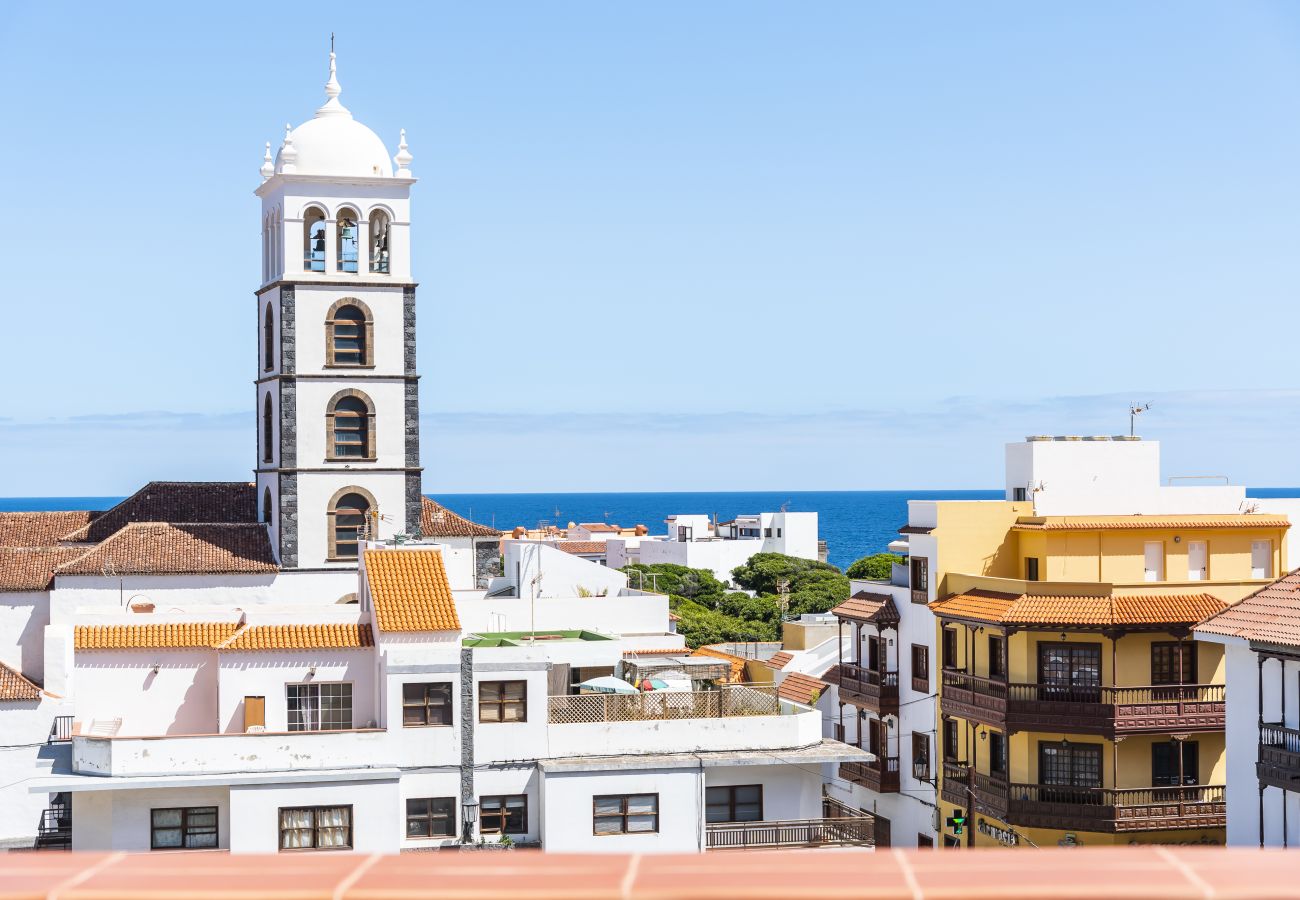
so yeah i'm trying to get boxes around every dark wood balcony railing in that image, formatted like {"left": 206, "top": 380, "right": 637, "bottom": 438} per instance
{"left": 1006, "top": 783, "right": 1225, "bottom": 833}
{"left": 940, "top": 762, "right": 1009, "bottom": 820}
{"left": 839, "top": 756, "right": 900, "bottom": 794}
{"left": 1258, "top": 723, "right": 1300, "bottom": 791}
{"left": 940, "top": 672, "right": 1225, "bottom": 736}
{"left": 832, "top": 663, "right": 899, "bottom": 714}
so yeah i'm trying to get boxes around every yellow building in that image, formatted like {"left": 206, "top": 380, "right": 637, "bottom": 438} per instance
{"left": 927, "top": 512, "right": 1289, "bottom": 848}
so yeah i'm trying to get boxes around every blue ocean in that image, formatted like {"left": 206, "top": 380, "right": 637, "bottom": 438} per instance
{"left": 6, "top": 489, "right": 1300, "bottom": 571}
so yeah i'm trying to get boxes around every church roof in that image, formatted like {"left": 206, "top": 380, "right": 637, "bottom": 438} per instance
{"left": 61, "top": 483, "right": 258, "bottom": 544}
{"left": 56, "top": 523, "right": 277, "bottom": 577}
{"left": 0, "top": 511, "right": 99, "bottom": 548}
{"left": 363, "top": 548, "right": 461, "bottom": 632}
{"left": 420, "top": 497, "right": 499, "bottom": 538}
{"left": 0, "top": 547, "right": 91, "bottom": 592}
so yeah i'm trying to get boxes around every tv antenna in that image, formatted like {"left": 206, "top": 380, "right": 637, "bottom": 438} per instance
{"left": 1129, "top": 402, "right": 1150, "bottom": 437}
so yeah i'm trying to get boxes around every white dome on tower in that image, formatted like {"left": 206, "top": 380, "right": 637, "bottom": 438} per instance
{"left": 271, "top": 50, "right": 400, "bottom": 179}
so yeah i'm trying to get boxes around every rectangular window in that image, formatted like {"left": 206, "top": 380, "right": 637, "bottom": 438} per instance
{"left": 705, "top": 785, "right": 762, "bottom": 823}
{"left": 764, "top": 527, "right": 772, "bottom": 538}
{"left": 988, "top": 635, "right": 1006, "bottom": 679}
{"left": 942, "top": 628, "right": 959, "bottom": 670}
{"left": 1252, "top": 540, "right": 1273, "bottom": 579}
{"left": 278, "top": 805, "right": 352, "bottom": 851}
{"left": 910, "top": 557, "right": 930, "bottom": 603}
{"left": 286, "top": 682, "right": 352, "bottom": 732}
{"left": 1036, "top": 643, "right": 1102, "bottom": 701}
{"left": 1151, "top": 740, "right": 1199, "bottom": 787}
{"left": 943, "top": 718, "right": 959, "bottom": 762}
{"left": 1038, "top": 742, "right": 1101, "bottom": 790}
{"left": 1012, "top": 487, "right": 1027, "bottom": 503}
{"left": 989, "top": 731, "right": 1007, "bottom": 776}
{"left": 1151, "top": 642, "right": 1198, "bottom": 685}
{"left": 911, "top": 733, "right": 931, "bottom": 782}
{"left": 1187, "top": 540, "right": 1208, "bottom": 581}
{"left": 1025, "top": 557, "right": 1040, "bottom": 582}
{"left": 479, "top": 680, "right": 527, "bottom": 723}
{"left": 151, "top": 806, "right": 218, "bottom": 850}
{"left": 1144, "top": 541, "right": 1165, "bottom": 582}
{"left": 479, "top": 795, "right": 527, "bottom": 835}
{"left": 406, "top": 797, "right": 456, "bottom": 839}
{"left": 911, "top": 644, "right": 929, "bottom": 693}
{"left": 595, "top": 793, "right": 660, "bottom": 834}
{"left": 403, "top": 682, "right": 452, "bottom": 727}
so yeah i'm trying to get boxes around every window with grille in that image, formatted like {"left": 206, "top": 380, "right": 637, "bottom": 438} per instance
{"left": 403, "top": 683, "right": 452, "bottom": 727}
{"left": 286, "top": 682, "right": 352, "bottom": 731}
{"left": 1038, "top": 742, "right": 1101, "bottom": 797}
{"left": 942, "top": 628, "right": 959, "bottom": 670}
{"left": 705, "top": 785, "right": 762, "bottom": 823}
{"left": 151, "top": 806, "right": 218, "bottom": 850}
{"left": 329, "top": 395, "right": 371, "bottom": 459}
{"left": 479, "top": 795, "right": 527, "bottom": 835}
{"left": 1036, "top": 643, "right": 1101, "bottom": 701}
{"left": 479, "top": 680, "right": 527, "bottom": 723}
{"left": 910, "top": 557, "right": 929, "bottom": 602}
{"left": 988, "top": 635, "right": 1006, "bottom": 679}
{"left": 279, "top": 805, "right": 352, "bottom": 850}
{"left": 595, "top": 793, "right": 660, "bottom": 834}
{"left": 1151, "top": 642, "right": 1197, "bottom": 685}
{"left": 911, "top": 733, "right": 931, "bottom": 782}
{"left": 989, "top": 731, "right": 1008, "bottom": 776}
{"left": 330, "top": 492, "right": 370, "bottom": 559}
{"left": 911, "top": 644, "right": 929, "bottom": 692}
{"left": 406, "top": 797, "right": 455, "bottom": 838}
{"left": 329, "top": 304, "right": 367, "bottom": 366}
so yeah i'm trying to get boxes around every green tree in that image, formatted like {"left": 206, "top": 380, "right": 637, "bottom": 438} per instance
{"left": 730, "top": 553, "right": 850, "bottom": 617}
{"left": 845, "top": 553, "right": 904, "bottom": 581}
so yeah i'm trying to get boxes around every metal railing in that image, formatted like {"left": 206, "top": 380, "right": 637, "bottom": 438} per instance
{"left": 548, "top": 683, "right": 779, "bottom": 725}
{"left": 34, "top": 806, "right": 71, "bottom": 851}
{"left": 49, "top": 716, "right": 74, "bottom": 743}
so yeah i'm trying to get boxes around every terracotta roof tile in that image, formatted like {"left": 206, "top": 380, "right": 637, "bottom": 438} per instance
{"left": 75, "top": 623, "right": 240, "bottom": 650}
{"left": 62, "top": 482, "right": 258, "bottom": 543}
{"left": 767, "top": 651, "right": 794, "bottom": 670}
{"left": 1013, "top": 514, "right": 1291, "bottom": 532}
{"left": 363, "top": 548, "right": 461, "bottom": 632}
{"left": 55, "top": 523, "right": 277, "bottom": 576}
{"left": 576, "top": 523, "right": 620, "bottom": 532}
{"left": 419, "top": 498, "right": 499, "bottom": 538}
{"left": 219, "top": 624, "right": 374, "bottom": 651}
{"left": 832, "top": 591, "right": 901, "bottom": 625}
{"left": 778, "top": 671, "right": 828, "bottom": 705}
{"left": 692, "top": 646, "right": 747, "bottom": 682}
{"left": 1198, "top": 569, "right": 1300, "bottom": 647}
{"left": 0, "top": 547, "right": 92, "bottom": 591}
{"left": 0, "top": 510, "right": 97, "bottom": 548}
{"left": 556, "top": 541, "right": 608, "bottom": 555}
{"left": 0, "top": 660, "right": 41, "bottom": 701}
{"left": 931, "top": 589, "right": 1226, "bottom": 628}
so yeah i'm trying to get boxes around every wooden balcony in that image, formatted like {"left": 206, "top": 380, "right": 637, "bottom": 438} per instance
{"left": 831, "top": 662, "right": 899, "bottom": 715}
{"left": 1258, "top": 723, "right": 1300, "bottom": 791}
{"left": 1005, "top": 783, "right": 1225, "bottom": 833}
{"left": 706, "top": 799, "right": 874, "bottom": 850}
{"left": 940, "top": 762, "right": 1009, "bottom": 821}
{"left": 940, "top": 672, "right": 1224, "bottom": 737}
{"left": 839, "top": 757, "right": 900, "bottom": 794}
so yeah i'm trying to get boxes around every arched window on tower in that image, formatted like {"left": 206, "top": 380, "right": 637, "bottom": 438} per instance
{"left": 329, "top": 490, "right": 372, "bottom": 560}
{"left": 337, "top": 208, "right": 359, "bottom": 273}
{"left": 303, "top": 207, "right": 326, "bottom": 272}
{"left": 262, "top": 393, "right": 274, "bottom": 463}
{"left": 326, "top": 391, "right": 374, "bottom": 460}
{"left": 263, "top": 487, "right": 273, "bottom": 525}
{"left": 263, "top": 303, "right": 275, "bottom": 371}
{"left": 326, "top": 300, "right": 372, "bottom": 367}
{"left": 368, "top": 211, "right": 390, "bottom": 273}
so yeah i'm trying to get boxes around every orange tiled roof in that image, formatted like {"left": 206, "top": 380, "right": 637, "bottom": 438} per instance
{"left": 55, "top": 523, "right": 277, "bottom": 576}
{"left": 363, "top": 549, "right": 461, "bottom": 632}
{"left": 0, "top": 660, "right": 41, "bottom": 701}
{"left": 1013, "top": 515, "right": 1291, "bottom": 532}
{"left": 219, "top": 624, "right": 374, "bottom": 651}
{"left": 832, "top": 591, "right": 901, "bottom": 625}
{"left": 556, "top": 541, "right": 608, "bottom": 555}
{"left": 778, "top": 671, "right": 828, "bottom": 705}
{"left": 0, "top": 510, "right": 98, "bottom": 548}
{"left": 419, "top": 497, "right": 500, "bottom": 538}
{"left": 692, "top": 646, "right": 747, "bottom": 682}
{"left": 61, "top": 482, "right": 258, "bottom": 543}
{"left": 0, "top": 547, "right": 92, "bottom": 592}
{"left": 75, "top": 623, "right": 240, "bottom": 650}
{"left": 1198, "top": 569, "right": 1300, "bottom": 648}
{"left": 576, "top": 523, "right": 620, "bottom": 532}
{"left": 767, "top": 651, "right": 794, "bottom": 670}
{"left": 931, "top": 589, "right": 1226, "bottom": 628}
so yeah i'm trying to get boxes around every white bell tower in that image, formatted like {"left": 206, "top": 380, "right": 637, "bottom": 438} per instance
{"left": 254, "top": 49, "right": 421, "bottom": 569}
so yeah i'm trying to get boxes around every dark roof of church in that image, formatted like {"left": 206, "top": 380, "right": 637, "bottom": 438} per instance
{"left": 0, "top": 511, "right": 100, "bottom": 549}
{"left": 61, "top": 482, "right": 258, "bottom": 543}
{"left": 56, "top": 523, "right": 277, "bottom": 576}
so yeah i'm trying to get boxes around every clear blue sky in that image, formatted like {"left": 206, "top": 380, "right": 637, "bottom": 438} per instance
{"left": 3, "top": 2, "right": 1300, "bottom": 495}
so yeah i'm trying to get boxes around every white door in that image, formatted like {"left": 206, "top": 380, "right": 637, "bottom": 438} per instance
{"left": 1252, "top": 540, "right": 1273, "bottom": 579}
{"left": 1187, "top": 541, "right": 1207, "bottom": 581}
{"left": 1144, "top": 542, "right": 1165, "bottom": 582}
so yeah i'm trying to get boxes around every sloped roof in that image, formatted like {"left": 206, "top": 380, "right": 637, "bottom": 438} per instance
{"left": 0, "top": 511, "right": 98, "bottom": 548}
{"left": 219, "top": 624, "right": 374, "bottom": 651}
{"left": 556, "top": 542, "right": 608, "bottom": 555}
{"left": 576, "top": 523, "right": 619, "bottom": 532}
{"left": 62, "top": 482, "right": 258, "bottom": 543}
{"left": 55, "top": 523, "right": 277, "bottom": 576}
{"left": 778, "top": 671, "right": 828, "bottom": 705}
{"left": 363, "top": 548, "right": 461, "bottom": 632}
{"left": 0, "top": 547, "right": 92, "bottom": 592}
{"left": 75, "top": 623, "right": 240, "bottom": 650}
{"left": 1013, "top": 515, "right": 1291, "bottom": 532}
{"left": 930, "top": 589, "right": 1226, "bottom": 628}
{"left": 832, "top": 591, "right": 901, "bottom": 625}
{"left": 767, "top": 651, "right": 794, "bottom": 670}
{"left": 419, "top": 497, "right": 499, "bottom": 538}
{"left": 692, "top": 646, "right": 747, "bottom": 682}
{"left": 0, "top": 661, "right": 41, "bottom": 701}
{"left": 1197, "top": 570, "right": 1300, "bottom": 648}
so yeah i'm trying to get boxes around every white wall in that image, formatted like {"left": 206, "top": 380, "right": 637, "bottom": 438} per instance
{"left": 456, "top": 592, "right": 669, "bottom": 637}
{"left": 228, "top": 777, "right": 400, "bottom": 853}
{"left": 637, "top": 539, "right": 761, "bottom": 586}
{"left": 0, "top": 695, "right": 71, "bottom": 845}
{"left": 540, "top": 767, "right": 701, "bottom": 853}
{"left": 502, "top": 543, "right": 629, "bottom": 599}
{"left": 71, "top": 786, "right": 230, "bottom": 851}
{"left": 217, "top": 648, "right": 378, "bottom": 733}
{"left": 73, "top": 649, "right": 219, "bottom": 736}
{"left": 0, "top": 590, "right": 47, "bottom": 682}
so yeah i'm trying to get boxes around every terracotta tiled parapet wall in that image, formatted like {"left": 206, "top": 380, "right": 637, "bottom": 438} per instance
{"left": 3, "top": 848, "right": 1299, "bottom": 899}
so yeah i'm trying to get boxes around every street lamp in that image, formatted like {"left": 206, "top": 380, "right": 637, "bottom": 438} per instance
{"left": 461, "top": 801, "right": 479, "bottom": 843}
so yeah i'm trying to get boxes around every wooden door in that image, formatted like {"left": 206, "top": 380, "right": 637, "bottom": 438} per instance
{"left": 243, "top": 696, "right": 266, "bottom": 731}
{"left": 873, "top": 813, "right": 891, "bottom": 847}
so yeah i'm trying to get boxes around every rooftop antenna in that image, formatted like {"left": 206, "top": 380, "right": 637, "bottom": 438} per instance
{"left": 1129, "top": 402, "right": 1151, "bottom": 437}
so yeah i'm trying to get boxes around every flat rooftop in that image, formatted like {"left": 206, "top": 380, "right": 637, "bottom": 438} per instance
{"left": 463, "top": 629, "right": 614, "bottom": 648}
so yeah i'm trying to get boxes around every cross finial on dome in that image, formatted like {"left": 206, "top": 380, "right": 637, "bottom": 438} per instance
{"left": 260, "top": 142, "right": 275, "bottom": 181}
{"left": 394, "top": 129, "right": 413, "bottom": 177}
{"left": 316, "top": 36, "right": 351, "bottom": 119}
